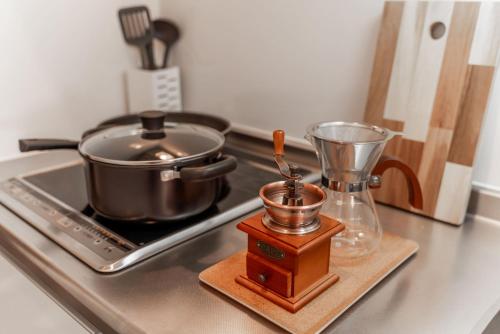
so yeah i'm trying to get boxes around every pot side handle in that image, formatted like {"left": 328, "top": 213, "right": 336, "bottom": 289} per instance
{"left": 180, "top": 155, "right": 237, "bottom": 182}
{"left": 370, "top": 155, "right": 423, "bottom": 210}
{"left": 19, "top": 139, "right": 80, "bottom": 152}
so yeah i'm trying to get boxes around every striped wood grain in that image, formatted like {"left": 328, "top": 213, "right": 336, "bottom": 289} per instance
{"left": 364, "top": 1, "right": 496, "bottom": 224}
{"left": 419, "top": 3, "right": 480, "bottom": 215}
{"left": 403, "top": 1, "right": 454, "bottom": 142}
{"left": 433, "top": 162, "right": 473, "bottom": 223}
{"left": 365, "top": 2, "right": 404, "bottom": 124}
{"left": 448, "top": 65, "right": 495, "bottom": 166}
{"left": 430, "top": 2, "right": 480, "bottom": 129}
{"left": 383, "top": 1, "right": 427, "bottom": 122}
{"left": 417, "top": 127, "right": 454, "bottom": 214}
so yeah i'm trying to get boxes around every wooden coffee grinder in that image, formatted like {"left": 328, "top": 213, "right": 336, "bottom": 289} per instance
{"left": 235, "top": 130, "right": 345, "bottom": 313}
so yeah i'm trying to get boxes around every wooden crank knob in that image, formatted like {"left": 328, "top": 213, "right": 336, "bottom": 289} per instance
{"left": 273, "top": 130, "right": 285, "bottom": 156}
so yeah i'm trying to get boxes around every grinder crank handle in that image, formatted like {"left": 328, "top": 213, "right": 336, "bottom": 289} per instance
{"left": 273, "top": 130, "right": 285, "bottom": 156}
{"left": 370, "top": 155, "right": 423, "bottom": 210}
{"left": 273, "top": 130, "right": 292, "bottom": 178}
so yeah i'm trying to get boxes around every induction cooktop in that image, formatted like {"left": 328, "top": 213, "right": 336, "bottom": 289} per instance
{"left": 0, "top": 146, "right": 318, "bottom": 273}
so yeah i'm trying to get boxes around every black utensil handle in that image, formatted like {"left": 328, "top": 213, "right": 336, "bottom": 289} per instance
{"left": 139, "top": 47, "right": 149, "bottom": 70}
{"left": 180, "top": 155, "right": 237, "bottom": 182}
{"left": 18, "top": 139, "right": 79, "bottom": 152}
{"left": 145, "top": 42, "right": 156, "bottom": 70}
{"left": 162, "top": 45, "right": 170, "bottom": 68}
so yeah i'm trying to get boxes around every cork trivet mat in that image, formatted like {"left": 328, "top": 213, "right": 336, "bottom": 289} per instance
{"left": 199, "top": 232, "right": 418, "bottom": 334}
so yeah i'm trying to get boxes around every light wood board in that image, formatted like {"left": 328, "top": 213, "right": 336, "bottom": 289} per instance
{"left": 364, "top": 1, "right": 498, "bottom": 224}
{"left": 199, "top": 233, "right": 418, "bottom": 334}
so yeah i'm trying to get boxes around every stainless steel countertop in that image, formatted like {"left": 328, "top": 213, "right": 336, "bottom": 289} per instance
{"left": 1, "top": 150, "right": 500, "bottom": 334}
{"left": 0, "top": 252, "right": 89, "bottom": 333}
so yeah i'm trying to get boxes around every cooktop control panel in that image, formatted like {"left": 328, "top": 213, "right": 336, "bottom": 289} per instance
{"left": 0, "top": 179, "right": 134, "bottom": 267}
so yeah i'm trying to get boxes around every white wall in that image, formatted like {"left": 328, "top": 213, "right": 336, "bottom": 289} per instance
{"left": 159, "top": 0, "right": 385, "bottom": 141}
{"left": 160, "top": 0, "right": 500, "bottom": 190}
{"left": 0, "top": 0, "right": 159, "bottom": 158}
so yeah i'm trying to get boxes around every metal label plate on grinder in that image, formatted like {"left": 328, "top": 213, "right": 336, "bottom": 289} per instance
{"left": 256, "top": 240, "right": 285, "bottom": 260}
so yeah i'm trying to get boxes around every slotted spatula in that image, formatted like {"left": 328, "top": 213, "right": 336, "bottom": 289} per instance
{"left": 118, "top": 6, "right": 156, "bottom": 70}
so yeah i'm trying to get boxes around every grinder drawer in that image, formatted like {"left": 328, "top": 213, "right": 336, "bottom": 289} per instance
{"left": 246, "top": 252, "right": 292, "bottom": 297}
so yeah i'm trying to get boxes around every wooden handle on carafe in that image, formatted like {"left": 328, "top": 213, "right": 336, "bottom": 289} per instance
{"left": 371, "top": 155, "right": 423, "bottom": 210}
{"left": 273, "top": 130, "right": 285, "bottom": 156}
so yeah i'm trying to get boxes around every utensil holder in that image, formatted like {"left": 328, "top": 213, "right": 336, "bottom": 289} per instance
{"left": 126, "top": 67, "right": 182, "bottom": 112}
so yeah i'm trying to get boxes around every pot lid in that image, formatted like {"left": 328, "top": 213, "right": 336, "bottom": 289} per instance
{"left": 79, "top": 111, "right": 225, "bottom": 166}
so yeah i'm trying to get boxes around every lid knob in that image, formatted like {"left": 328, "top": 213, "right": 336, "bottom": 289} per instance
{"left": 139, "top": 110, "right": 166, "bottom": 131}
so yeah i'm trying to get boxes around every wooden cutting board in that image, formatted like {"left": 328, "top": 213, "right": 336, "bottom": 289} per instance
{"left": 199, "top": 232, "right": 418, "bottom": 334}
{"left": 364, "top": 1, "right": 499, "bottom": 224}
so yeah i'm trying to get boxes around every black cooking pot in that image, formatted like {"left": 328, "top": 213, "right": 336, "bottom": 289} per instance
{"left": 19, "top": 111, "right": 237, "bottom": 222}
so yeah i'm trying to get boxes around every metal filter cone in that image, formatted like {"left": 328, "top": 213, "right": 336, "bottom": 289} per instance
{"left": 306, "top": 122, "right": 400, "bottom": 185}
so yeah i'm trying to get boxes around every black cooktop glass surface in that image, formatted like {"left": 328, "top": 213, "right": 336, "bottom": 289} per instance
{"left": 22, "top": 147, "right": 308, "bottom": 246}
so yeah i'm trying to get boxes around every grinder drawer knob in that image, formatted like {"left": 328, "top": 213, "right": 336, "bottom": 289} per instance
{"left": 258, "top": 273, "right": 267, "bottom": 283}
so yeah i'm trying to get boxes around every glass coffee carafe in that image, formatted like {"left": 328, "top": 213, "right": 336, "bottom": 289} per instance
{"left": 306, "top": 122, "right": 422, "bottom": 258}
